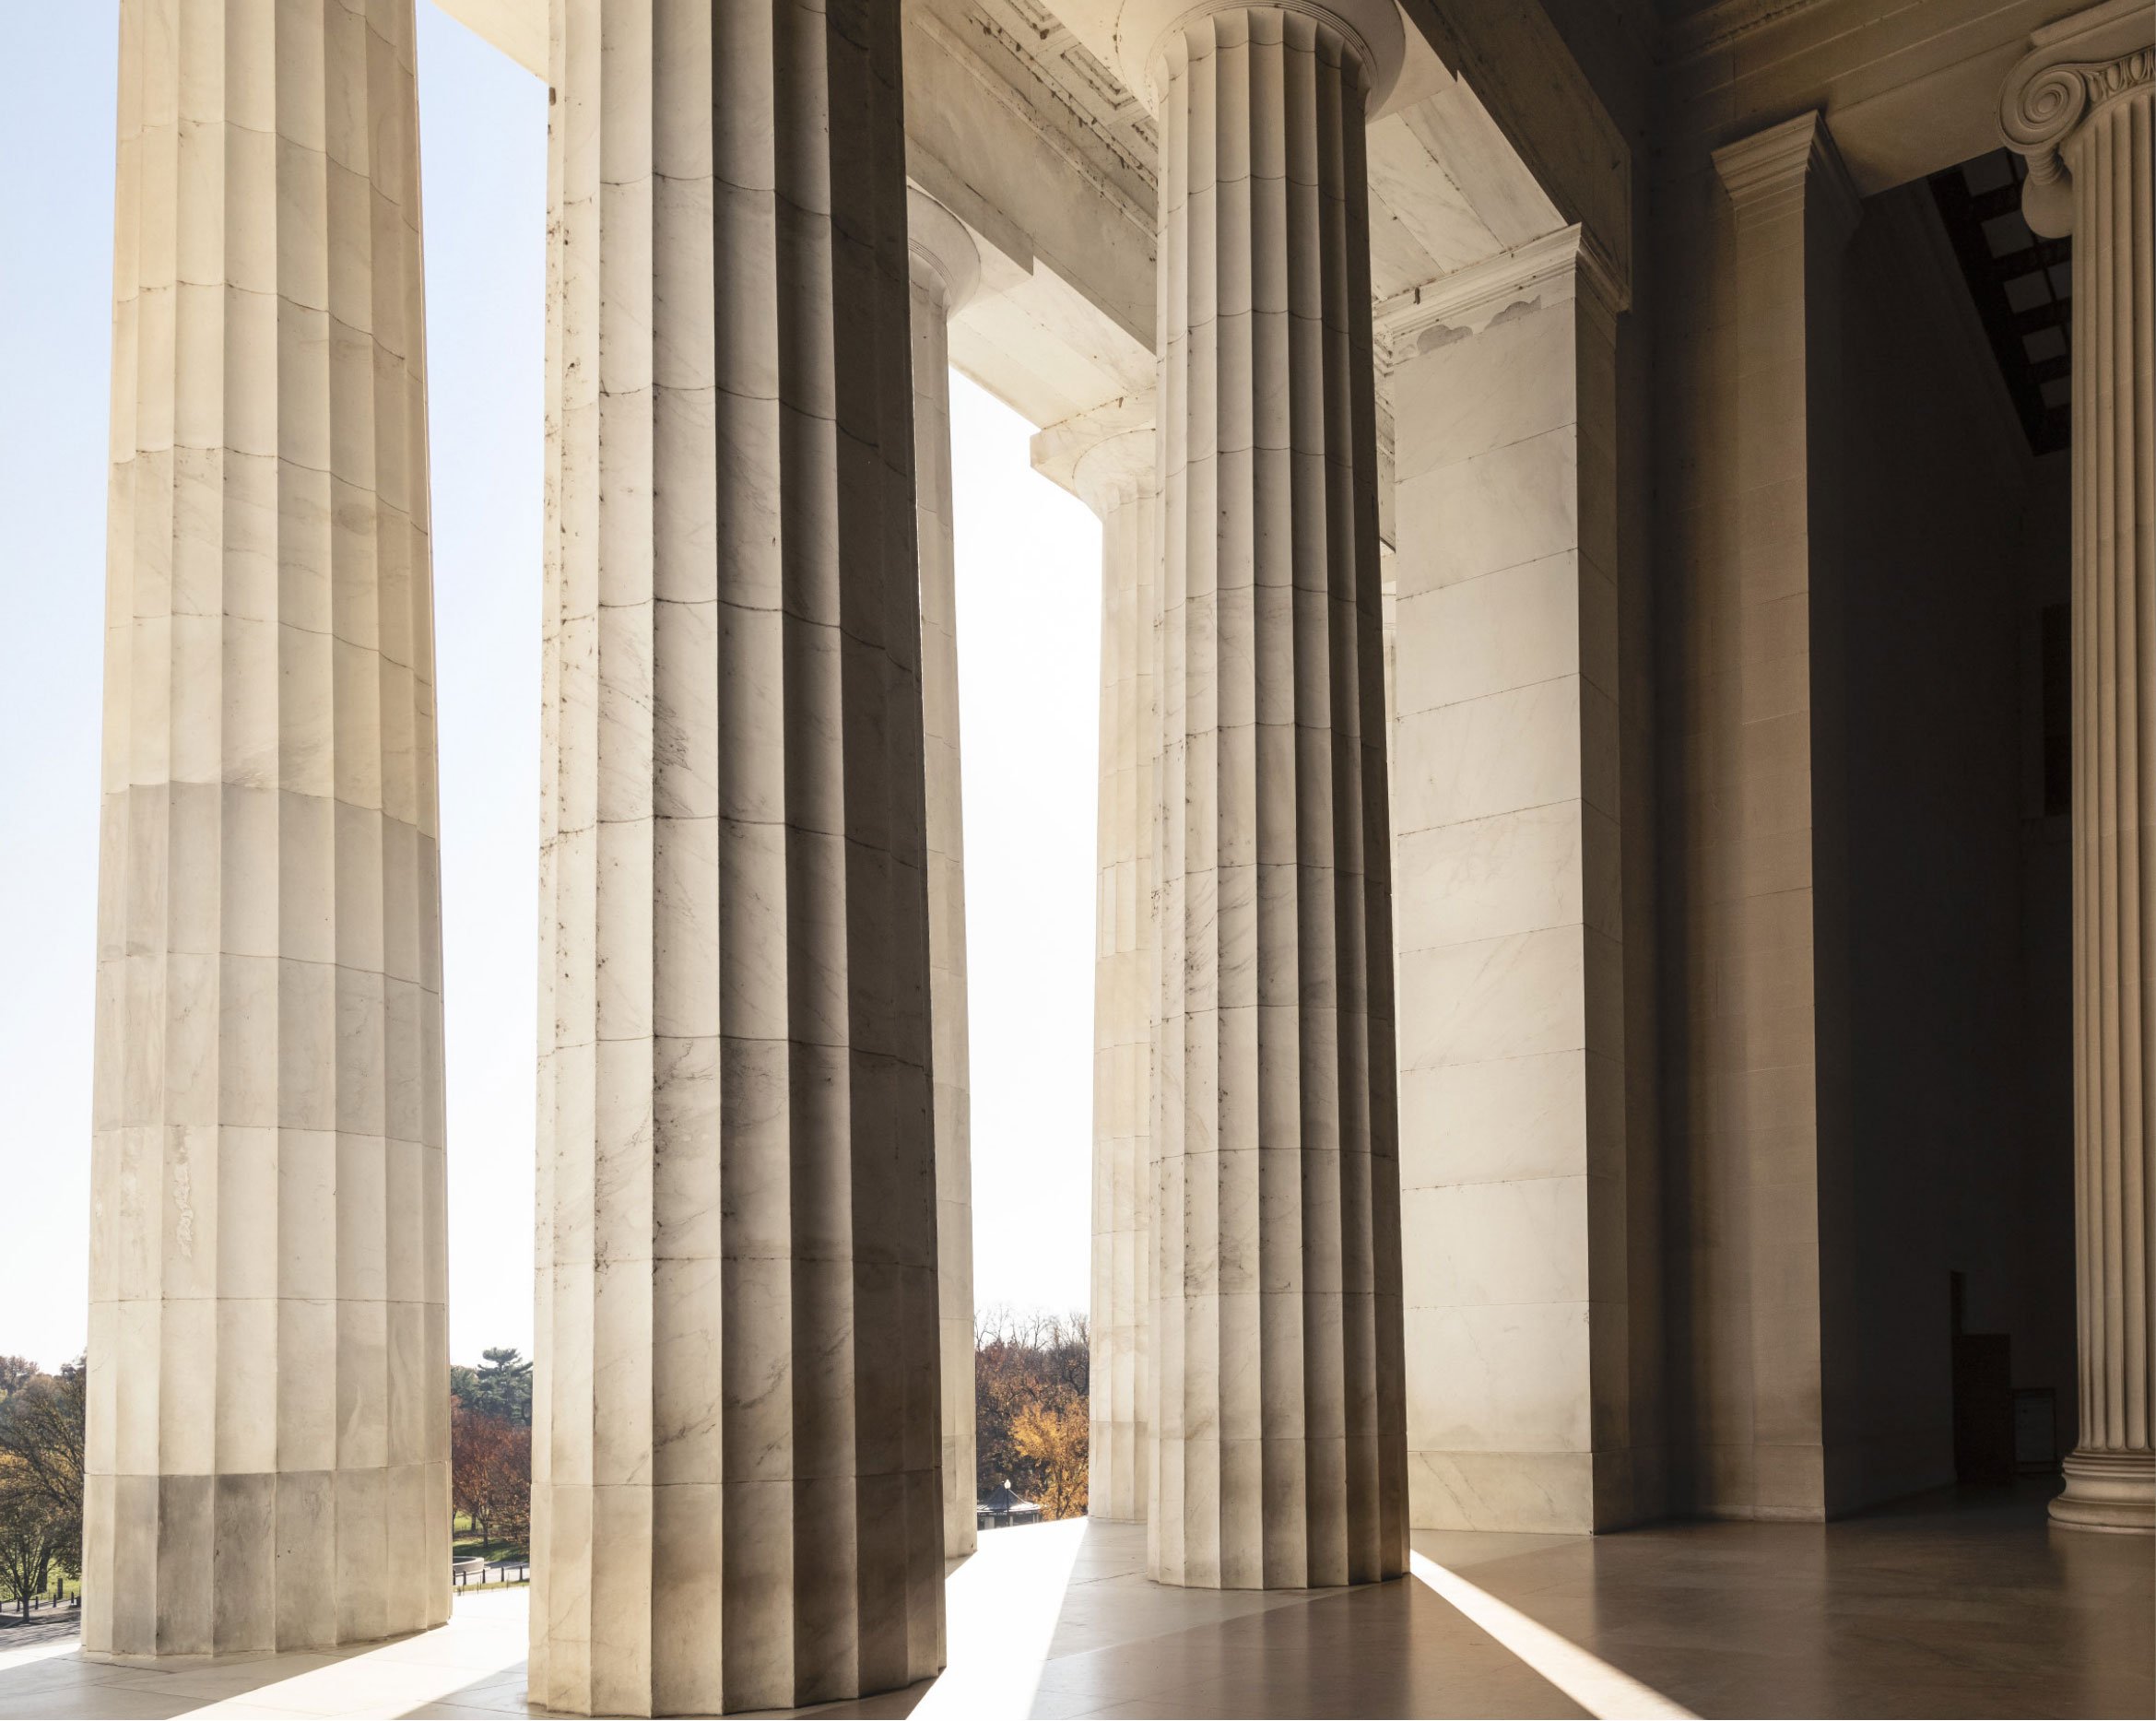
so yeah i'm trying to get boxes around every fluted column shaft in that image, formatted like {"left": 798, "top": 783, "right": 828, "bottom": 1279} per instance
{"left": 85, "top": 0, "right": 449, "bottom": 1660}
{"left": 531, "top": 2, "right": 945, "bottom": 1713}
{"left": 1076, "top": 426, "right": 1160, "bottom": 1527}
{"left": 1141, "top": 0, "right": 1408, "bottom": 1588}
{"left": 907, "top": 189, "right": 981, "bottom": 1562}
{"left": 2004, "top": 4, "right": 2155, "bottom": 1535}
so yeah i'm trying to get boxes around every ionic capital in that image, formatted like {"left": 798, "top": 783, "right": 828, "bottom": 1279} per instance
{"left": 1998, "top": 0, "right": 2155, "bottom": 238}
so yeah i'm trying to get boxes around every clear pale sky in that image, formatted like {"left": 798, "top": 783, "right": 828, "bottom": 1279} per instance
{"left": 0, "top": 3, "right": 1100, "bottom": 1372}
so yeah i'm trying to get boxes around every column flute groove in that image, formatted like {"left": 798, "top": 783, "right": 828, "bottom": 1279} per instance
{"left": 1120, "top": 0, "right": 1407, "bottom": 1588}
{"left": 1096, "top": 453, "right": 1160, "bottom": 1529}
{"left": 533, "top": 0, "right": 946, "bottom": 1712}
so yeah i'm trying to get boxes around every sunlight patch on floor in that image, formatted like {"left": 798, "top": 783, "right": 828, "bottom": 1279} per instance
{"left": 172, "top": 1589, "right": 528, "bottom": 1719}
{"left": 911, "top": 1517, "right": 1089, "bottom": 1719}
{"left": 1408, "top": 1550, "right": 1697, "bottom": 1721}
{"left": 0, "top": 1633, "right": 79, "bottom": 1677}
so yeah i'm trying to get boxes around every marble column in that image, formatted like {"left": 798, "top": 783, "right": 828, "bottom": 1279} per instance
{"left": 83, "top": 0, "right": 449, "bottom": 1660}
{"left": 907, "top": 187, "right": 982, "bottom": 1562}
{"left": 2002, "top": 0, "right": 2155, "bottom": 1536}
{"left": 531, "top": 2, "right": 946, "bottom": 1714}
{"left": 1038, "top": 401, "right": 1160, "bottom": 1527}
{"left": 1121, "top": 0, "right": 1408, "bottom": 1587}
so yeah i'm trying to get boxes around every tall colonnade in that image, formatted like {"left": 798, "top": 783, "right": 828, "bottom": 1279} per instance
{"left": 75, "top": 0, "right": 2153, "bottom": 1712}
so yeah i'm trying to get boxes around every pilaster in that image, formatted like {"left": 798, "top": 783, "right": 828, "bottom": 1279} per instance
{"left": 1675, "top": 109, "right": 1858, "bottom": 1521}
{"left": 1036, "top": 395, "right": 1160, "bottom": 1529}
{"left": 908, "top": 185, "right": 984, "bottom": 1564}
{"left": 1380, "top": 225, "right": 1651, "bottom": 1533}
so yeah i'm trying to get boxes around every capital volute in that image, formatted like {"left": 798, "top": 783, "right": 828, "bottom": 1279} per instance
{"left": 907, "top": 188, "right": 982, "bottom": 316}
{"left": 1112, "top": 0, "right": 1406, "bottom": 115}
{"left": 1998, "top": 0, "right": 2155, "bottom": 238}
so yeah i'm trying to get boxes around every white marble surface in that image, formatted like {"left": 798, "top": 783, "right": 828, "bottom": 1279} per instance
{"left": 1043, "top": 402, "right": 1160, "bottom": 1528}
{"left": 1383, "top": 226, "right": 1642, "bottom": 1535}
{"left": 1146, "top": 1, "right": 1408, "bottom": 1589}
{"left": 530, "top": 3, "right": 947, "bottom": 1711}
{"left": 10, "top": 1491, "right": 2151, "bottom": 1718}
{"left": 85, "top": 0, "right": 450, "bottom": 1660}
{"left": 910, "top": 186, "right": 983, "bottom": 1563}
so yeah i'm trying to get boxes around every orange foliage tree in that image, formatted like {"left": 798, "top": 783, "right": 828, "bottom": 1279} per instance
{"left": 450, "top": 1398, "right": 531, "bottom": 1558}
{"left": 974, "top": 1308, "right": 1089, "bottom": 1519}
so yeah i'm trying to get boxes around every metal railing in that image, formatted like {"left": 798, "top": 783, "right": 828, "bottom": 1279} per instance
{"left": 452, "top": 1560, "right": 530, "bottom": 1589}
{"left": 6, "top": 1593, "right": 79, "bottom": 1619}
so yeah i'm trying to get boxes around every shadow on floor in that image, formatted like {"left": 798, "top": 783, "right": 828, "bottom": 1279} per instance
{"left": 1, "top": 1482, "right": 2144, "bottom": 1719}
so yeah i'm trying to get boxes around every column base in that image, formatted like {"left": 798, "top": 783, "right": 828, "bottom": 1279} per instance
{"left": 2048, "top": 1449, "right": 2156, "bottom": 1534}
{"left": 81, "top": 1628, "right": 430, "bottom": 1671}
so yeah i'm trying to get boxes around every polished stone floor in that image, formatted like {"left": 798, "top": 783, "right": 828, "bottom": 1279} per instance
{"left": 0, "top": 1482, "right": 2144, "bottom": 1719}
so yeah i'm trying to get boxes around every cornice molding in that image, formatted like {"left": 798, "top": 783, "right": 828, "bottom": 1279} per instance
{"left": 1662, "top": 0, "right": 1827, "bottom": 64}
{"left": 1999, "top": 0, "right": 2155, "bottom": 238}
{"left": 912, "top": 6, "right": 1157, "bottom": 237}
{"left": 1711, "top": 110, "right": 1858, "bottom": 243}
{"left": 1373, "top": 223, "right": 1621, "bottom": 353}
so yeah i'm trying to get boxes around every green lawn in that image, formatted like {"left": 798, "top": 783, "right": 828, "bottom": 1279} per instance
{"left": 451, "top": 1514, "right": 529, "bottom": 1567}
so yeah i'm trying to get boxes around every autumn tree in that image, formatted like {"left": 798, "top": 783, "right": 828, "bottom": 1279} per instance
{"left": 0, "top": 1358, "right": 82, "bottom": 1620}
{"left": 1010, "top": 1395, "right": 1089, "bottom": 1520}
{"left": 0, "top": 1359, "right": 84, "bottom": 1585}
{"left": 447, "top": 1344, "right": 537, "bottom": 1559}
{"left": 480, "top": 1421, "right": 533, "bottom": 1551}
{"left": 0, "top": 1459, "right": 62, "bottom": 1617}
{"left": 451, "top": 1401, "right": 507, "bottom": 1556}
{"left": 974, "top": 1308, "right": 1090, "bottom": 1519}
